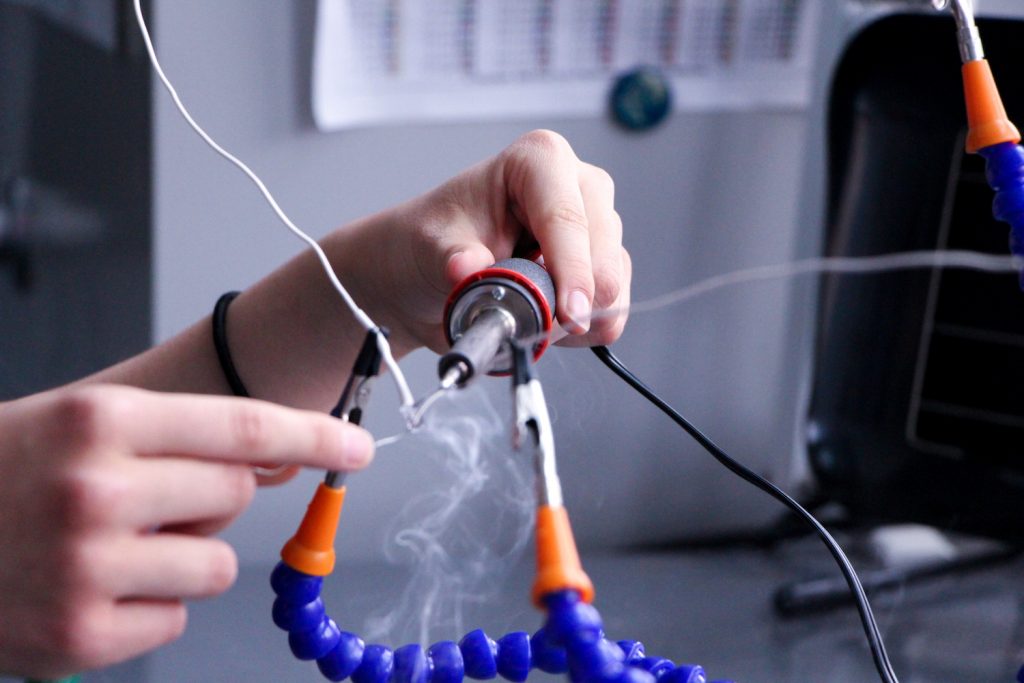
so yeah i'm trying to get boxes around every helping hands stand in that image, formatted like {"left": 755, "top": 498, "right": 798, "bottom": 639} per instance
{"left": 269, "top": 331, "right": 733, "bottom": 683}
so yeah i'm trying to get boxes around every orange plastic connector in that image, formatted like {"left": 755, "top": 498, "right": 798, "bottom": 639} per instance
{"left": 280, "top": 483, "right": 346, "bottom": 577}
{"left": 962, "top": 60, "right": 1021, "bottom": 154}
{"left": 531, "top": 505, "right": 594, "bottom": 607}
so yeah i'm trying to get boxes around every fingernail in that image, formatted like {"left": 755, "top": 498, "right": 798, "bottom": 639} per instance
{"left": 567, "top": 290, "right": 592, "bottom": 333}
{"left": 344, "top": 427, "right": 376, "bottom": 467}
{"left": 445, "top": 251, "right": 465, "bottom": 284}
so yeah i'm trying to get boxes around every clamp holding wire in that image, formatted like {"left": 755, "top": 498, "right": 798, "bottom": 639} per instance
{"left": 280, "top": 328, "right": 385, "bottom": 578}
{"left": 512, "top": 342, "right": 561, "bottom": 509}
{"left": 934, "top": 0, "right": 1024, "bottom": 285}
{"left": 325, "top": 329, "right": 385, "bottom": 488}
{"left": 510, "top": 343, "right": 594, "bottom": 607}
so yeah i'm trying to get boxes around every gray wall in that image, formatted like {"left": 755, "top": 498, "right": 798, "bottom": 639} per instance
{"left": 151, "top": 0, "right": 828, "bottom": 567}
{"left": 0, "top": 0, "right": 151, "bottom": 400}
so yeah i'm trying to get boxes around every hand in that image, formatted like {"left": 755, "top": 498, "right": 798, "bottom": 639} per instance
{"left": 333, "top": 129, "right": 632, "bottom": 356}
{"left": 0, "top": 384, "right": 374, "bottom": 678}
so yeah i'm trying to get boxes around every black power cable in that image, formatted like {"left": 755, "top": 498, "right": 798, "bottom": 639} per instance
{"left": 591, "top": 345, "right": 899, "bottom": 683}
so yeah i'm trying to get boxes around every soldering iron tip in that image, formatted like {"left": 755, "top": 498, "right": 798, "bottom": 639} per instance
{"left": 440, "top": 364, "right": 466, "bottom": 390}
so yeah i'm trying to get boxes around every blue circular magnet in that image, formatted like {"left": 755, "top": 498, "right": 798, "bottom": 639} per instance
{"left": 609, "top": 67, "right": 672, "bottom": 131}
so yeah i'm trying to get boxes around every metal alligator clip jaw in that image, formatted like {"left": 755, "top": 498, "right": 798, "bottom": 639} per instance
{"left": 279, "top": 327, "right": 388, "bottom": 577}
{"left": 511, "top": 342, "right": 562, "bottom": 508}
{"left": 510, "top": 341, "right": 595, "bottom": 606}
{"left": 324, "top": 327, "right": 387, "bottom": 489}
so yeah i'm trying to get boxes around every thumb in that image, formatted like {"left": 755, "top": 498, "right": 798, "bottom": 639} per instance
{"left": 444, "top": 243, "right": 496, "bottom": 288}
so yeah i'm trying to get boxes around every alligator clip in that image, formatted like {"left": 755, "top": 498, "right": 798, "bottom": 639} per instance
{"left": 510, "top": 342, "right": 594, "bottom": 607}
{"left": 280, "top": 328, "right": 387, "bottom": 577}
{"left": 511, "top": 342, "right": 561, "bottom": 508}
{"left": 325, "top": 327, "right": 386, "bottom": 487}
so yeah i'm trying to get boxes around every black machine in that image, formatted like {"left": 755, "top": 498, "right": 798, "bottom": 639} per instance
{"left": 807, "top": 14, "right": 1024, "bottom": 542}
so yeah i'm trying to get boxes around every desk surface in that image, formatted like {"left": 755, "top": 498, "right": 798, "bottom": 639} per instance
{"left": 59, "top": 540, "right": 1024, "bottom": 683}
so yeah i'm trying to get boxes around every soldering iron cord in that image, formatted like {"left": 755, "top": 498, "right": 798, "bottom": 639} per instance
{"left": 131, "top": 0, "right": 414, "bottom": 409}
{"left": 591, "top": 346, "right": 900, "bottom": 683}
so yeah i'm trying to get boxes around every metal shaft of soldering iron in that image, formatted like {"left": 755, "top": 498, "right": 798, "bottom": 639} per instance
{"left": 439, "top": 307, "right": 517, "bottom": 387}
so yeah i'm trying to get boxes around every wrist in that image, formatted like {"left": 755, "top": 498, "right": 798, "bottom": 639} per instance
{"left": 321, "top": 210, "right": 430, "bottom": 359}
{"left": 224, "top": 237, "right": 383, "bottom": 409}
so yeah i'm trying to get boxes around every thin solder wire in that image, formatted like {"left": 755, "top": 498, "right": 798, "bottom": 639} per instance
{"left": 131, "top": 0, "right": 414, "bottom": 409}
{"left": 530, "top": 248, "right": 1020, "bottom": 348}
{"left": 623, "top": 249, "right": 1019, "bottom": 318}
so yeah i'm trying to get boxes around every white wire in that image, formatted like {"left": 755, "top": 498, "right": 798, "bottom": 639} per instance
{"left": 374, "top": 433, "right": 407, "bottom": 449}
{"left": 508, "top": 249, "right": 1021, "bottom": 353}
{"left": 625, "top": 250, "right": 1020, "bottom": 316}
{"left": 132, "top": 0, "right": 414, "bottom": 409}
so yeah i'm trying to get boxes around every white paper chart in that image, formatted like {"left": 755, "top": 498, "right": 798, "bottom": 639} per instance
{"left": 312, "top": 0, "right": 819, "bottom": 130}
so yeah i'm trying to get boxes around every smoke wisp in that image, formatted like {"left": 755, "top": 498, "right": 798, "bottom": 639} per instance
{"left": 364, "top": 385, "right": 535, "bottom": 646}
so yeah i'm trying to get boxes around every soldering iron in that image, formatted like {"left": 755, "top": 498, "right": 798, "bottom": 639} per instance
{"left": 438, "top": 257, "right": 555, "bottom": 389}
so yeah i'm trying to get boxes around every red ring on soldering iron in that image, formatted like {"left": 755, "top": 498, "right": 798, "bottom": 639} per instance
{"left": 443, "top": 265, "right": 555, "bottom": 366}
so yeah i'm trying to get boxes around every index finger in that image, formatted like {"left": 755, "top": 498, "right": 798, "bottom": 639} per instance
{"left": 503, "top": 130, "right": 594, "bottom": 334}
{"left": 94, "top": 387, "right": 374, "bottom": 471}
